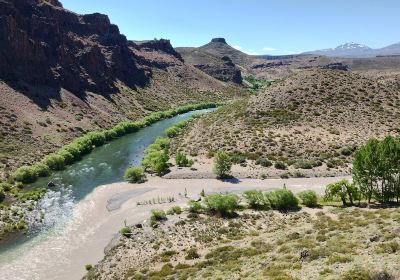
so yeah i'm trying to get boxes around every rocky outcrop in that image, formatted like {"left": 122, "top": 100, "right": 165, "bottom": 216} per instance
{"left": 0, "top": 0, "right": 149, "bottom": 94}
{"left": 194, "top": 56, "right": 242, "bottom": 84}
{"left": 134, "top": 39, "right": 183, "bottom": 62}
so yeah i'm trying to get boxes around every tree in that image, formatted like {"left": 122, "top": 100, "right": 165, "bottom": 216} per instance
{"left": 243, "top": 189, "right": 270, "bottom": 210}
{"left": 203, "top": 193, "right": 240, "bottom": 216}
{"left": 212, "top": 151, "right": 232, "bottom": 178}
{"left": 124, "top": 167, "right": 146, "bottom": 183}
{"left": 324, "top": 179, "right": 360, "bottom": 206}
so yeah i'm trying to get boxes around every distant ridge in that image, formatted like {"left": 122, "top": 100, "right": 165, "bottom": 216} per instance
{"left": 304, "top": 41, "right": 400, "bottom": 58}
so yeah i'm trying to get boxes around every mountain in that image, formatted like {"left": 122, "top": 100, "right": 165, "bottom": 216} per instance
{"left": 304, "top": 42, "right": 400, "bottom": 58}
{"left": 0, "top": 0, "right": 239, "bottom": 179}
{"left": 176, "top": 38, "right": 250, "bottom": 84}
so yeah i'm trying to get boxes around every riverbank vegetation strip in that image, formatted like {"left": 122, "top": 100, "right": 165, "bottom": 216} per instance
{"left": 9, "top": 102, "right": 220, "bottom": 185}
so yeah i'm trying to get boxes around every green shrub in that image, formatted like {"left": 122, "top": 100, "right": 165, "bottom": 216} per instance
{"left": 142, "top": 138, "right": 170, "bottom": 175}
{"left": 150, "top": 210, "right": 167, "bottom": 227}
{"left": 85, "top": 264, "right": 93, "bottom": 271}
{"left": 124, "top": 167, "right": 146, "bottom": 183}
{"left": 324, "top": 179, "right": 360, "bottom": 206}
{"left": 41, "top": 154, "right": 65, "bottom": 171}
{"left": 32, "top": 163, "right": 50, "bottom": 177}
{"left": 120, "top": 226, "right": 132, "bottom": 238}
{"left": 57, "top": 149, "right": 74, "bottom": 165}
{"left": 165, "top": 126, "right": 181, "bottom": 138}
{"left": 0, "top": 182, "right": 12, "bottom": 192}
{"left": 274, "top": 161, "right": 287, "bottom": 170}
{"left": 86, "top": 131, "right": 106, "bottom": 146}
{"left": 62, "top": 144, "right": 81, "bottom": 160}
{"left": 243, "top": 190, "right": 270, "bottom": 210}
{"left": 175, "top": 153, "right": 193, "bottom": 167}
{"left": 185, "top": 247, "right": 200, "bottom": 260}
{"left": 212, "top": 151, "right": 232, "bottom": 178}
{"left": 265, "top": 188, "right": 299, "bottom": 210}
{"left": 104, "top": 129, "right": 118, "bottom": 141}
{"left": 297, "top": 190, "right": 318, "bottom": 207}
{"left": 12, "top": 166, "right": 37, "bottom": 183}
{"left": 188, "top": 200, "right": 203, "bottom": 213}
{"left": 167, "top": 205, "right": 182, "bottom": 215}
{"left": 230, "top": 154, "right": 246, "bottom": 164}
{"left": 204, "top": 193, "right": 240, "bottom": 216}
{"left": 255, "top": 157, "right": 272, "bottom": 167}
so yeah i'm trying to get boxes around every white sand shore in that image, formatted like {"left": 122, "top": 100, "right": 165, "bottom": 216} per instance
{"left": 0, "top": 176, "right": 350, "bottom": 280}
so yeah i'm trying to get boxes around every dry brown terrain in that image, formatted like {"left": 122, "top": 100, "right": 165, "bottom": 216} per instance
{"left": 172, "top": 69, "right": 400, "bottom": 178}
{"left": 88, "top": 205, "right": 400, "bottom": 280}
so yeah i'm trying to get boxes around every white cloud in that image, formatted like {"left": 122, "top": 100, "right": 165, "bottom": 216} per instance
{"left": 246, "top": 50, "right": 259, "bottom": 55}
{"left": 262, "top": 47, "right": 276, "bottom": 51}
{"left": 232, "top": 45, "right": 242, "bottom": 50}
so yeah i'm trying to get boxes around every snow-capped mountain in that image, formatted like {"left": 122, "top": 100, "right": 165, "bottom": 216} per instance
{"left": 304, "top": 42, "right": 400, "bottom": 58}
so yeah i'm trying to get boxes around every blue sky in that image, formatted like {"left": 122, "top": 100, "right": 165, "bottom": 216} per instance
{"left": 63, "top": 0, "right": 400, "bottom": 55}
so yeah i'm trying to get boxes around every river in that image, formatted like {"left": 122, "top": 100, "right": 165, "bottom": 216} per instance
{"left": 0, "top": 109, "right": 213, "bottom": 280}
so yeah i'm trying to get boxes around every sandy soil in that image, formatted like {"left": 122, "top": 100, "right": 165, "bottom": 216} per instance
{"left": 165, "top": 156, "right": 349, "bottom": 179}
{"left": 0, "top": 175, "right": 349, "bottom": 280}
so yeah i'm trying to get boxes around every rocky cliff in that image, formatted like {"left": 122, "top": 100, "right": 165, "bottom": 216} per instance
{"left": 0, "top": 0, "right": 240, "bottom": 179}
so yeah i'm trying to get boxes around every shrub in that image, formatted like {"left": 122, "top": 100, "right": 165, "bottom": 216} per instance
{"left": 120, "top": 226, "right": 132, "bottom": 238}
{"left": 297, "top": 190, "right": 318, "bottom": 207}
{"left": 0, "top": 188, "right": 5, "bottom": 202}
{"left": 85, "top": 264, "right": 93, "bottom": 271}
{"left": 124, "top": 167, "right": 146, "bottom": 183}
{"left": 62, "top": 144, "right": 81, "bottom": 160}
{"left": 175, "top": 153, "right": 193, "bottom": 167}
{"left": 255, "top": 157, "right": 272, "bottom": 167}
{"left": 203, "top": 193, "right": 240, "bottom": 216}
{"left": 274, "top": 161, "right": 287, "bottom": 170}
{"left": 212, "top": 151, "right": 232, "bottom": 178}
{"left": 243, "top": 190, "right": 270, "bottom": 210}
{"left": 104, "top": 129, "right": 118, "bottom": 141}
{"left": 41, "top": 154, "right": 65, "bottom": 171}
{"left": 230, "top": 154, "right": 246, "bottom": 164}
{"left": 165, "top": 126, "right": 181, "bottom": 138}
{"left": 0, "top": 182, "right": 12, "bottom": 192}
{"left": 324, "top": 179, "right": 360, "bottom": 206}
{"left": 32, "top": 163, "right": 50, "bottom": 177}
{"left": 12, "top": 166, "right": 37, "bottom": 183}
{"left": 57, "top": 149, "right": 74, "bottom": 165}
{"left": 188, "top": 200, "right": 203, "bottom": 213}
{"left": 150, "top": 210, "right": 167, "bottom": 227}
{"left": 86, "top": 131, "right": 106, "bottom": 147}
{"left": 74, "top": 137, "right": 93, "bottom": 155}
{"left": 265, "top": 188, "right": 299, "bottom": 210}
{"left": 341, "top": 266, "right": 370, "bottom": 280}
{"left": 185, "top": 247, "right": 200, "bottom": 260}
{"left": 167, "top": 205, "right": 182, "bottom": 215}
{"left": 142, "top": 138, "right": 170, "bottom": 175}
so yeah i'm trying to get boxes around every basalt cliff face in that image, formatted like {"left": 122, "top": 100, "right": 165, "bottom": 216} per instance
{"left": 0, "top": 0, "right": 238, "bottom": 179}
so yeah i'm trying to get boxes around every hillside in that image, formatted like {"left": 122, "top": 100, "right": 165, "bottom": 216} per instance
{"left": 0, "top": 0, "right": 241, "bottom": 179}
{"left": 172, "top": 69, "right": 400, "bottom": 178}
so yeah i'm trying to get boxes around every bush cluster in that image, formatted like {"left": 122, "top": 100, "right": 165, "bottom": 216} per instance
{"left": 142, "top": 138, "right": 170, "bottom": 175}
{"left": 297, "top": 190, "right": 318, "bottom": 207}
{"left": 255, "top": 157, "right": 272, "bottom": 167}
{"left": 150, "top": 209, "right": 167, "bottom": 227}
{"left": 10, "top": 102, "right": 219, "bottom": 184}
{"left": 175, "top": 153, "right": 193, "bottom": 167}
{"left": 265, "top": 188, "right": 299, "bottom": 210}
{"left": 242, "top": 190, "right": 270, "bottom": 210}
{"left": 203, "top": 193, "right": 240, "bottom": 216}
{"left": 124, "top": 167, "right": 146, "bottom": 183}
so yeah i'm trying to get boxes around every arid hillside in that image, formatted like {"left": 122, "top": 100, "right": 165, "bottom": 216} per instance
{"left": 0, "top": 0, "right": 242, "bottom": 179}
{"left": 174, "top": 69, "right": 400, "bottom": 177}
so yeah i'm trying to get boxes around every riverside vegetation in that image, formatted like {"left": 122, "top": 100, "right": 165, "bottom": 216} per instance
{"left": 0, "top": 102, "right": 219, "bottom": 239}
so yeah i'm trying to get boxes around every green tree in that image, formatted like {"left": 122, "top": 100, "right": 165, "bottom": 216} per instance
{"left": 124, "top": 167, "right": 146, "bottom": 183}
{"left": 212, "top": 151, "right": 232, "bottom": 178}
{"left": 324, "top": 179, "right": 360, "bottom": 206}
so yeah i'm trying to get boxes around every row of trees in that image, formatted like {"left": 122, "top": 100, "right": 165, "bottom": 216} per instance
{"left": 352, "top": 136, "right": 400, "bottom": 203}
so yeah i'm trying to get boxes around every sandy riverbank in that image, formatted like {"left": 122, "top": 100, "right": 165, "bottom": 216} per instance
{"left": 0, "top": 176, "right": 350, "bottom": 280}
